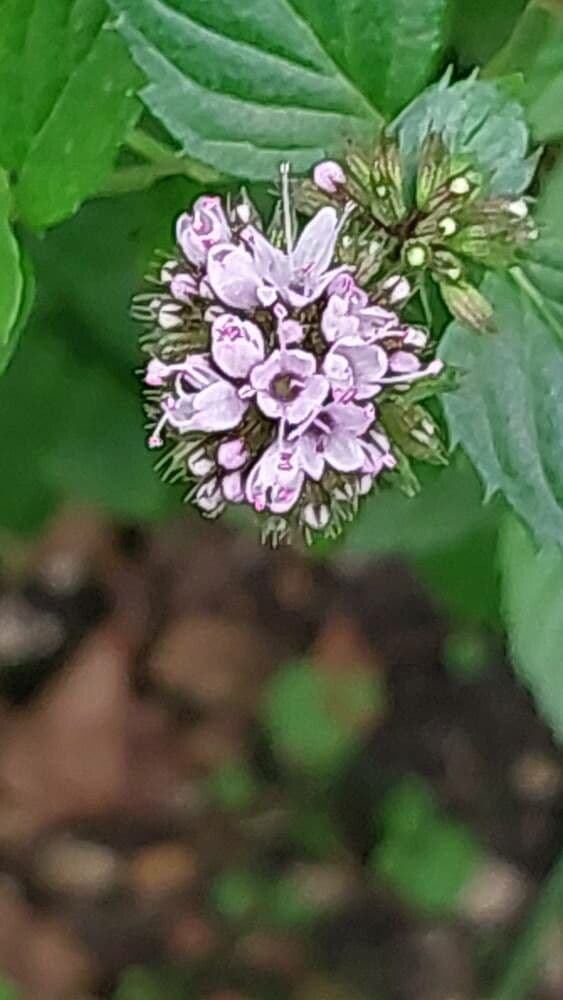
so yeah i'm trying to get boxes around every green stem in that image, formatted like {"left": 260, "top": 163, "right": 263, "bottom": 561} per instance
{"left": 125, "top": 127, "right": 222, "bottom": 185}
{"left": 489, "top": 851, "right": 563, "bottom": 1000}
{"left": 510, "top": 265, "right": 563, "bottom": 342}
{"left": 99, "top": 162, "right": 195, "bottom": 198}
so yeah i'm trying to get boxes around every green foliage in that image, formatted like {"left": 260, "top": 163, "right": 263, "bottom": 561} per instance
{"left": 500, "top": 514, "right": 563, "bottom": 742}
{"left": 0, "top": 0, "right": 141, "bottom": 228}
{"left": 0, "top": 171, "right": 24, "bottom": 371}
{"left": 292, "top": 0, "right": 451, "bottom": 118}
{"left": 440, "top": 273, "right": 563, "bottom": 549}
{"left": 113, "top": 965, "right": 191, "bottom": 1000}
{"left": 109, "top": 0, "right": 382, "bottom": 180}
{"left": 263, "top": 660, "right": 382, "bottom": 780}
{"left": 371, "top": 777, "right": 483, "bottom": 913}
{"left": 394, "top": 75, "right": 537, "bottom": 196}
{"left": 208, "top": 761, "right": 258, "bottom": 811}
{"left": 211, "top": 868, "right": 266, "bottom": 923}
{"left": 486, "top": 0, "right": 563, "bottom": 142}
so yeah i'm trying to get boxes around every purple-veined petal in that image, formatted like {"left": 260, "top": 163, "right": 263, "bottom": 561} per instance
{"left": 324, "top": 432, "right": 365, "bottom": 472}
{"left": 285, "top": 374, "right": 329, "bottom": 425}
{"left": 207, "top": 243, "right": 262, "bottom": 311}
{"left": 211, "top": 313, "right": 265, "bottom": 379}
{"left": 293, "top": 207, "right": 340, "bottom": 275}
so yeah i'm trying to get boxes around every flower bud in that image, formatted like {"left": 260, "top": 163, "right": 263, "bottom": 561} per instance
{"left": 188, "top": 447, "right": 216, "bottom": 477}
{"left": 302, "top": 502, "right": 330, "bottom": 530}
{"left": 217, "top": 439, "right": 249, "bottom": 471}
{"left": 440, "top": 280, "right": 495, "bottom": 333}
{"left": 170, "top": 273, "right": 198, "bottom": 303}
{"left": 381, "top": 274, "right": 411, "bottom": 306}
{"left": 194, "top": 478, "right": 224, "bottom": 515}
{"left": 158, "top": 302, "right": 183, "bottom": 330}
{"left": 222, "top": 471, "right": 245, "bottom": 503}
{"left": 176, "top": 196, "right": 232, "bottom": 268}
{"left": 313, "top": 160, "right": 346, "bottom": 194}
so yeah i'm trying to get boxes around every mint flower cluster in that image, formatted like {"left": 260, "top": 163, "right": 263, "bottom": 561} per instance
{"left": 135, "top": 165, "right": 446, "bottom": 544}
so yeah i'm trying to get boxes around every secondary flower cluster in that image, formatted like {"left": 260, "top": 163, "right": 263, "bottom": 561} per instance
{"left": 135, "top": 167, "right": 446, "bottom": 544}
{"left": 298, "top": 133, "right": 538, "bottom": 332}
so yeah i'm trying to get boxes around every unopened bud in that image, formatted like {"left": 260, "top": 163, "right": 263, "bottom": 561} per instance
{"left": 405, "top": 243, "right": 429, "bottom": 268}
{"left": 508, "top": 199, "right": 529, "bottom": 219}
{"left": 450, "top": 176, "right": 471, "bottom": 196}
{"left": 440, "top": 280, "right": 495, "bottom": 333}
{"left": 313, "top": 160, "right": 346, "bottom": 194}
{"left": 158, "top": 302, "right": 183, "bottom": 330}
{"left": 303, "top": 503, "right": 330, "bottom": 530}
{"left": 439, "top": 216, "right": 458, "bottom": 237}
{"left": 188, "top": 447, "right": 215, "bottom": 477}
{"left": 382, "top": 274, "right": 411, "bottom": 305}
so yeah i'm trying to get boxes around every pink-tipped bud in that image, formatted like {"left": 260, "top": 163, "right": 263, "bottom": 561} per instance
{"left": 170, "top": 273, "right": 197, "bottom": 304}
{"left": 222, "top": 471, "right": 245, "bottom": 503}
{"left": 145, "top": 358, "right": 171, "bottom": 386}
{"left": 148, "top": 432, "right": 163, "bottom": 449}
{"left": 313, "top": 160, "right": 346, "bottom": 194}
{"left": 217, "top": 439, "right": 249, "bottom": 471}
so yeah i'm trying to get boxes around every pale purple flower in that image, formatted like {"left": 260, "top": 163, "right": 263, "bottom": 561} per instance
{"left": 250, "top": 349, "right": 329, "bottom": 424}
{"left": 194, "top": 478, "right": 224, "bottom": 515}
{"left": 323, "top": 337, "right": 389, "bottom": 400}
{"left": 294, "top": 400, "right": 376, "bottom": 479}
{"left": 243, "top": 207, "right": 349, "bottom": 309}
{"left": 246, "top": 441, "right": 305, "bottom": 514}
{"left": 170, "top": 273, "right": 198, "bottom": 304}
{"left": 211, "top": 313, "right": 265, "bottom": 379}
{"left": 217, "top": 438, "right": 249, "bottom": 471}
{"left": 177, "top": 196, "right": 232, "bottom": 268}
{"left": 222, "top": 470, "right": 245, "bottom": 503}
{"left": 314, "top": 161, "right": 346, "bottom": 194}
{"left": 167, "top": 378, "right": 247, "bottom": 434}
{"left": 322, "top": 276, "right": 398, "bottom": 344}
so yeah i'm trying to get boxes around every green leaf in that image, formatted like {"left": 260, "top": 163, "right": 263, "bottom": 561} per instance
{"left": 291, "top": 0, "right": 450, "bottom": 118}
{"left": 500, "top": 513, "right": 563, "bottom": 741}
{"left": 394, "top": 75, "right": 537, "bottom": 195}
{"left": 371, "top": 777, "right": 483, "bottom": 914}
{"left": 0, "top": 171, "right": 23, "bottom": 367}
{"left": 263, "top": 660, "right": 382, "bottom": 780}
{"left": 0, "top": 315, "right": 172, "bottom": 534}
{"left": 113, "top": 966, "right": 191, "bottom": 1000}
{"left": 341, "top": 453, "right": 494, "bottom": 559}
{"left": 486, "top": 0, "right": 563, "bottom": 142}
{"left": 440, "top": 273, "right": 563, "bottom": 548}
{"left": 450, "top": 0, "right": 528, "bottom": 70}
{"left": 0, "top": 0, "right": 141, "bottom": 227}
{"left": 109, "top": 0, "right": 385, "bottom": 180}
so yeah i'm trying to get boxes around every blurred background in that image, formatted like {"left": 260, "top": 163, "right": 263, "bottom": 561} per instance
{"left": 0, "top": 1, "right": 563, "bottom": 998}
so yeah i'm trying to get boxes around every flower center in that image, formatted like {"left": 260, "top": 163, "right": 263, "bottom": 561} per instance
{"left": 271, "top": 373, "right": 302, "bottom": 402}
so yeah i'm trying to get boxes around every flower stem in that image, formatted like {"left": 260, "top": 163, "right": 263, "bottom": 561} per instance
{"left": 489, "top": 850, "right": 563, "bottom": 1000}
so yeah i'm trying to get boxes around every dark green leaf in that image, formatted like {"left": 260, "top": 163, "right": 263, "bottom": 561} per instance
{"left": 485, "top": 0, "right": 563, "bottom": 142}
{"left": 500, "top": 513, "right": 563, "bottom": 741}
{"left": 109, "top": 0, "right": 384, "bottom": 180}
{"left": 394, "top": 75, "right": 537, "bottom": 195}
{"left": 0, "top": 171, "right": 23, "bottom": 368}
{"left": 0, "top": 0, "right": 141, "bottom": 227}
{"left": 291, "top": 0, "right": 450, "bottom": 118}
{"left": 341, "top": 453, "right": 495, "bottom": 559}
{"left": 440, "top": 273, "right": 563, "bottom": 548}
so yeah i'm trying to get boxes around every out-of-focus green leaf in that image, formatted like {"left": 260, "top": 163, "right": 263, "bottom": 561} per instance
{"left": 0, "top": 171, "right": 24, "bottom": 369}
{"left": 208, "top": 761, "right": 258, "bottom": 811}
{"left": 500, "top": 513, "right": 563, "bottom": 742}
{"left": 486, "top": 0, "right": 563, "bottom": 142}
{"left": 113, "top": 966, "right": 191, "bottom": 1000}
{"left": 450, "top": 0, "right": 527, "bottom": 69}
{"left": 341, "top": 453, "right": 496, "bottom": 559}
{"left": 0, "top": 315, "right": 173, "bottom": 534}
{"left": 211, "top": 869, "right": 266, "bottom": 923}
{"left": 263, "top": 660, "right": 382, "bottom": 780}
{"left": 0, "top": 0, "right": 141, "bottom": 227}
{"left": 371, "top": 777, "right": 483, "bottom": 913}
{"left": 440, "top": 273, "right": 563, "bottom": 549}
{"left": 292, "top": 0, "right": 450, "bottom": 118}
{"left": 109, "top": 0, "right": 383, "bottom": 180}
{"left": 394, "top": 75, "right": 537, "bottom": 195}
